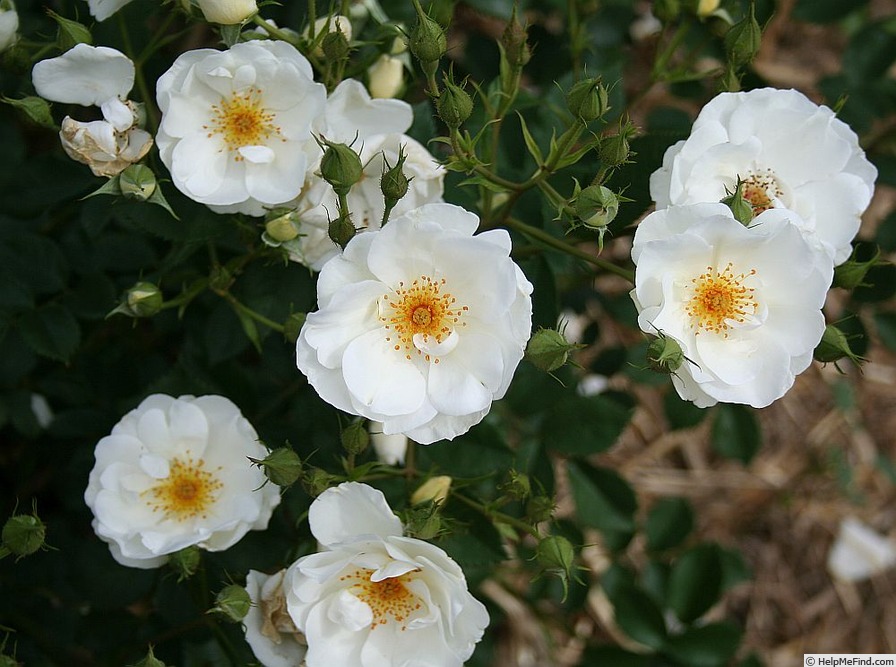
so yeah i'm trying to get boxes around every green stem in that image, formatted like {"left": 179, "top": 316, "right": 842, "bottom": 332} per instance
{"left": 117, "top": 13, "right": 159, "bottom": 132}
{"left": 454, "top": 493, "right": 540, "bottom": 538}
{"left": 449, "top": 130, "right": 523, "bottom": 192}
{"left": 136, "top": 12, "right": 178, "bottom": 65}
{"left": 505, "top": 217, "right": 635, "bottom": 282}
{"left": 223, "top": 294, "right": 286, "bottom": 333}
{"left": 251, "top": 13, "right": 299, "bottom": 44}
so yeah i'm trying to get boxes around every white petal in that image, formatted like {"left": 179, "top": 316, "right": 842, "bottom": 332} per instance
{"left": 309, "top": 482, "right": 403, "bottom": 546}
{"left": 32, "top": 43, "right": 134, "bottom": 105}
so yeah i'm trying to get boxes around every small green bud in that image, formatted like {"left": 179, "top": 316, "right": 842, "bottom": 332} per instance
{"left": 411, "top": 475, "right": 452, "bottom": 505}
{"left": 724, "top": 3, "right": 761, "bottom": 67}
{"left": 128, "top": 646, "right": 168, "bottom": 667}
{"left": 599, "top": 121, "right": 636, "bottom": 168}
{"left": 168, "top": 546, "right": 201, "bottom": 581}
{"left": 302, "top": 467, "right": 336, "bottom": 497}
{"left": 501, "top": 6, "right": 531, "bottom": 68}
{"left": 127, "top": 282, "right": 164, "bottom": 317}
{"left": 500, "top": 470, "right": 531, "bottom": 501}
{"left": 120, "top": 165, "right": 158, "bottom": 201}
{"left": 47, "top": 9, "right": 92, "bottom": 50}
{"left": 404, "top": 504, "right": 443, "bottom": 540}
{"left": 209, "top": 264, "right": 234, "bottom": 294}
{"left": 263, "top": 211, "right": 301, "bottom": 244}
{"left": 381, "top": 151, "right": 410, "bottom": 210}
{"left": 575, "top": 184, "right": 619, "bottom": 229}
{"left": 210, "top": 584, "right": 251, "bottom": 623}
{"left": 646, "top": 334, "right": 684, "bottom": 374}
{"left": 437, "top": 78, "right": 474, "bottom": 129}
{"left": 283, "top": 311, "right": 306, "bottom": 343}
{"left": 341, "top": 420, "right": 369, "bottom": 456}
{"left": 720, "top": 179, "right": 754, "bottom": 226}
{"left": 833, "top": 244, "right": 881, "bottom": 290}
{"left": 813, "top": 325, "right": 864, "bottom": 365}
{"left": 408, "top": 0, "right": 446, "bottom": 64}
{"left": 319, "top": 140, "right": 363, "bottom": 197}
{"left": 251, "top": 447, "right": 303, "bottom": 487}
{"left": 328, "top": 213, "right": 356, "bottom": 250}
{"left": 526, "top": 494, "right": 556, "bottom": 524}
{"left": 525, "top": 328, "right": 575, "bottom": 372}
{"left": 322, "top": 29, "right": 351, "bottom": 62}
{"left": 1, "top": 96, "right": 56, "bottom": 129}
{"left": 653, "top": 0, "right": 680, "bottom": 23}
{"left": 536, "top": 535, "right": 576, "bottom": 575}
{"left": 566, "top": 77, "right": 610, "bottom": 122}
{"left": 2, "top": 512, "right": 46, "bottom": 558}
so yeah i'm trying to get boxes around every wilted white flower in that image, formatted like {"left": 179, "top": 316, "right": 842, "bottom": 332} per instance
{"left": 0, "top": 0, "right": 19, "bottom": 53}
{"left": 32, "top": 43, "right": 135, "bottom": 108}
{"left": 84, "top": 0, "right": 134, "bottom": 21}
{"left": 288, "top": 132, "right": 444, "bottom": 270}
{"left": 631, "top": 203, "right": 833, "bottom": 408}
{"left": 296, "top": 203, "right": 533, "bottom": 444}
{"left": 650, "top": 88, "right": 877, "bottom": 265}
{"left": 60, "top": 114, "right": 153, "bottom": 177}
{"left": 244, "top": 569, "right": 307, "bottom": 667}
{"left": 156, "top": 41, "right": 326, "bottom": 216}
{"left": 369, "top": 422, "right": 407, "bottom": 465}
{"left": 197, "top": 0, "right": 257, "bottom": 24}
{"left": 284, "top": 482, "right": 489, "bottom": 667}
{"left": 84, "top": 394, "right": 280, "bottom": 568}
{"left": 368, "top": 54, "right": 405, "bottom": 99}
{"left": 827, "top": 517, "right": 896, "bottom": 583}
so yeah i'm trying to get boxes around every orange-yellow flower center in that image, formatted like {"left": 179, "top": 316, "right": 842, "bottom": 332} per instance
{"left": 740, "top": 169, "right": 782, "bottom": 215}
{"left": 205, "top": 88, "right": 281, "bottom": 158}
{"left": 685, "top": 263, "right": 758, "bottom": 336}
{"left": 145, "top": 457, "right": 223, "bottom": 521}
{"left": 340, "top": 568, "right": 422, "bottom": 630}
{"left": 380, "top": 276, "right": 468, "bottom": 362}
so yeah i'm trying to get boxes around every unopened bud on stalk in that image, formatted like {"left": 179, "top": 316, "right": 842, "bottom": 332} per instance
{"left": 525, "top": 328, "right": 576, "bottom": 372}
{"left": 2, "top": 511, "right": 46, "bottom": 558}
{"left": 302, "top": 467, "right": 336, "bottom": 497}
{"left": 120, "top": 165, "right": 157, "bottom": 201}
{"left": 833, "top": 244, "right": 881, "bottom": 290}
{"left": 405, "top": 505, "right": 442, "bottom": 540}
{"left": 724, "top": 2, "right": 761, "bottom": 67}
{"left": 408, "top": 0, "right": 446, "bottom": 64}
{"left": 263, "top": 211, "right": 300, "bottom": 244}
{"left": 341, "top": 420, "right": 369, "bottom": 456}
{"left": 328, "top": 213, "right": 356, "bottom": 250}
{"left": 566, "top": 77, "right": 610, "bottom": 122}
{"left": 537, "top": 535, "right": 576, "bottom": 575}
{"left": 169, "top": 546, "right": 201, "bottom": 581}
{"left": 368, "top": 54, "right": 405, "bottom": 99}
{"left": 210, "top": 584, "right": 251, "bottom": 622}
{"left": 526, "top": 494, "right": 556, "bottom": 523}
{"left": 646, "top": 334, "right": 684, "bottom": 373}
{"left": 501, "top": 470, "right": 531, "bottom": 501}
{"left": 720, "top": 179, "right": 754, "bottom": 225}
{"left": 813, "top": 325, "right": 865, "bottom": 365}
{"left": 319, "top": 139, "right": 363, "bottom": 197}
{"left": 599, "top": 121, "right": 635, "bottom": 168}
{"left": 197, "top": 0, "right": 258, "bottom": 25}
{"left": 47, "top": 10, "right": 91, "bottom": 50}
{"left": 381, "top": 149, "right": 410, "bottom": 211}
{"left": 250, "top": 447, "right": 303, "bottom": 487}
{"left": 437, "top": 78, "right": 473, "bottom": 129}
{"left": 501, "top": 6, "right": 531, "bottom": 67}
{"left": 108, "top": 281, "right": 163, "bottom": 319}
{"left": 322, "top": 28, "right": 351, "bottom": 61}
{"left": 575, "top": 185, "right": 619, "bottom": 229}
{"left": 411, "top": 475, "right": 452, "bottom": 506}
{"left": 652, "top": 0, "right": 680, "bottom": 23}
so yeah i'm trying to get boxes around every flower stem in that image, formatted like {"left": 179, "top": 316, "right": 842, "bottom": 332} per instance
{"left": 454, "top": 493, "right": 540, "bottom": 538}
{"left": 251, "top": 13, "right": 299, "bottom": 44}
{"left": 223, "top": 294, "right": 286, "bottom": 333}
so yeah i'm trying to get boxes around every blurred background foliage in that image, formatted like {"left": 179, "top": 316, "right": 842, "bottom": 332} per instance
{"left": 0, "top": 0, "right": 895, "bottom": 665}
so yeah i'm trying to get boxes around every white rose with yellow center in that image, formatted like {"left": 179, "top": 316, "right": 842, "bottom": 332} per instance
{"left": 84, "top": 394, "right": 280, "bottom": 568}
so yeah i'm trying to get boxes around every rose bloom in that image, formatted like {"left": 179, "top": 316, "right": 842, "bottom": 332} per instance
{"left": 84, "top": 0, "right": 134, "bottom": 21}
{"left": 286, "top": 133, "right": 444, "bottom": 270}
{"left": 284, "top": 482, "right": 489, "bottom": 667}
{"left": 156, "top": 40, "right": 326, "bottom": 216}
{"left": 244, "top": 569, "right": 307, "bottom": 667}
{"left": 649, "top": 88, "right": 877, "bottom": 265}
{"left": 84, "top": 394, "right": 280, "bottom": 568}
{"left": 0, "top": 0, "right": 18, "bottom": 53}
{"left": 631, "top": 203, "right": 833, "bottom": 408}
{"left": 197, "top": 0, "right": 257, "bottom": 25}
{"left": 296, "top": 203, "right": 533, "bottom": 444}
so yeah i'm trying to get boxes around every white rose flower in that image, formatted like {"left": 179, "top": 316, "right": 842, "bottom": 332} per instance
{"left": 369, "top": 421, "right": 407, "bottom": 466}
{"left": 197, "top": 0, "right": 258, "bottom": 24}
{"left": 60, "top": 113, "right": 153, "bottom": 177}
{"left": 296, "top": 203, "right": 533, "bottom": 444}
{"left": 284, "top": 482, "right": 489, "bottom": 667}
{"left": 84, "top": 394, "right": 281, "bottom": 569}
{"left": 316, "top": 77, "right": 413, "bottom": 146}
{"left": 244, "top": 569, "right": 307, "bottom": 667}
{"left": 631, "top": 203, "right": 833, "bottom": 408}
{"left": 155, "top": 41, "right": 326, "bottom": 216}
{"left": 32, "top": 43, "right": 135, "bottom": 107}
{"left": 287, "top": 133, "right": 444, "bottom": 271}
{"left": 84, "top": 0, "right": 134, "bottom": 21}
{"left": 0, "top": 0, "right": 19, "bottom": 53}
{"left": 649, "top": 88, "right": 877, "bottom": 265}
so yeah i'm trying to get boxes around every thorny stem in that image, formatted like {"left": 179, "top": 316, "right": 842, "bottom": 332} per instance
{"left": 454, "top": 493, "right": 540, "bottom": 539}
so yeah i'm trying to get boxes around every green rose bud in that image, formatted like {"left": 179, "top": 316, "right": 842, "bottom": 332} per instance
{"left": 120, "top": 165, "right": 158, "bottom": 201}
{"left": 536, "top": 535, "right": 576, "bottom": 575}
{"left": 47, "top": 9, "right": 92, "bottom": 50}
{"left": 525, "top": 328, "right": 576, "bottom": 372}
{"left": 724, "top": 3, "right": 761, "bottom": 67}
{"left": 566, "top": 77, "right": 610, "bottom": 122}
{"left": 210, "top": 584, "right": 251, "bottom": 623}
{"left": 653, "top": 0, "right": 680, "bottom": 23}
{"left": 599, "top": 121, "right": 636, "bottom": 168}
{"left": 437, "top": 78, "right": 474, "bottom": 129}
{"left": 340, "top": 420, "right": 369, "bottom": 456}
{"left": 319, "top": 140, "right": 363, "bottom": 197}
{"left": 526, "top": 494, "right": 556, "bottom": 524}
{"left": 381, "top": 151, "right": 410, "bottom": 211}
{"left": 107, "top": 281, "right": 164, "bottom": 319}
{"left": 411, "top": 475, "right": 452, "bottom": 505}
{"left": 322, "top": 28, "right": 351, "bottom": 62}
{"left": 128, "top": 646, "right": 168, "bottom": 667}
{"left": 168, "top": 546, "right": 201, "bottom": 581}
{"left": 833, "top": 244, "right": 881, "bottom": 290}
{"left": 302, "top": 467, "right": 336, "bottom": 497}
{"left": 501, "top": 6, "right": 531, "bottom": 68}
{"left": 408, "top": 0, "right": 446, "bottom": 64}
{"left": 250, "top": 447, "right": 303, "bottom": 487}
{"left": 404, "top": 503, "right": 443, "bottom": 540}
{"left": 500, "top": 470, "right": 531, "bottom": 501}
{"left": 263, "top": 211, "right": 300, "bottom": 244}
{"left": 720, "top": 179, "right": 754, "bottom": 225}
{"left": 813, "top": 324, "right": 864, "bottom": 365}
{"left": 328, "top": 213, "right": 356, "bottom": 250}
{"left": 647, "top": 334, "right": 684, "bottom": 374}
{"left": 2, "top": 96, "right": 57, "bottom": 129}
{"left": 575, "top": 184, "right": 619, "bottom": 229}
{"left": 2, "top": 512, "right": 46, "bottom": 558}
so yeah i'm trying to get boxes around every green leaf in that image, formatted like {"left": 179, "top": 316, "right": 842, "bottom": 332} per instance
{"left": 457, "top": 175, "right": 510, "bottom": 193}
{"left": 792, "top": 0, "right": 868, "bottom": 24}
{"left": 663, "top": 389, "right": 707, "bottom": 430}
{"left": 607, "top": 582, "right": 667, "bottom": 650}
{"left": 233, "top": 306, "right": 262, "bottom": 353}
{"left": 17, "top": 304, "right": 81, "bottom": 362}
{"left": 515, "top": 112, "right": 544, "bottom": 165}
{"left": 662, "top": 622, "right": 742, "bottom": 667}
{"left": 645, "top": 497, "right": 694, "bottom": 552}
{"left": 666, "top": 544, "right": 724, "bottom": 623}
{"left": 711, "top": 404, "right": 761, "bottom": 463}
{"left": 567, "top": 460, "right": 636, "bottom": 549}
{"left": 542, "top": 392, "right": 634, "bottom": 456}
{"left": 842, "top": 20, "right": 896, "bottom": 82}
